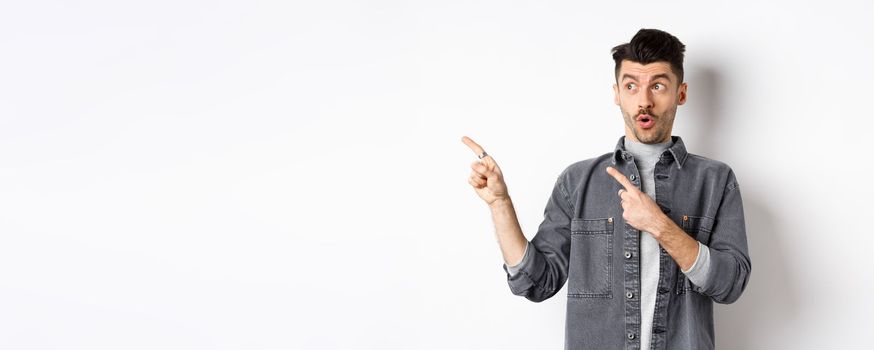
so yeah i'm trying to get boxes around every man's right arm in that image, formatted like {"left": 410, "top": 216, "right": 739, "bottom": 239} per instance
{"left": 488, "top": 197, "right": 529, "bottom": 274}
{"left": 462, "top": 136, "right": 529, "bottom": 273}
{"left": 462, "top": 136, "right": 572, "bottom": 302}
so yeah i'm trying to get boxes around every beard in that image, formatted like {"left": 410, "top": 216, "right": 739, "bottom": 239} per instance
{"left": 621, "top": 107, "right": 674, "bottom": 144}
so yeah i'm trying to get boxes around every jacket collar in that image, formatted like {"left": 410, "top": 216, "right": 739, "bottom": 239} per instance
{"left": 611, "top": 135, "right": 689, "bottom": 170}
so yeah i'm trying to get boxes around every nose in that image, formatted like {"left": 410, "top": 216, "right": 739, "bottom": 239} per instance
{"left": 638, "top": 90, "right": 653, "bottom": 112}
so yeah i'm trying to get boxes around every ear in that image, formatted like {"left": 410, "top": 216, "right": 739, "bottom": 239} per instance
{"left": 677, "top": 82, "right": 688, "bottom": 105}
{"left": 613, "top": 83, "right": 620, "bottom": 106}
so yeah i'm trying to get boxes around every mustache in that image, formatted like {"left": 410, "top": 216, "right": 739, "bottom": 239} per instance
{"left": 637, "top": 109, "right": 658, "bottom": 119}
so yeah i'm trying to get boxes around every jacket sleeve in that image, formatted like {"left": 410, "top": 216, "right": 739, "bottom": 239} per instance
{"left": 694, "top": 169, "right": 752, "bottom": 304}
{"left": 502, "top": 170, "right": 573, "bottom": 302}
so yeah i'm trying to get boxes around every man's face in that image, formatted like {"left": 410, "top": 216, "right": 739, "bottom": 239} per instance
{"left": 613, "top": 60, "right": 687, "bottom": 144}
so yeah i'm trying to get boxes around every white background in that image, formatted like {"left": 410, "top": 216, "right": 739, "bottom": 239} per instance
{"left": 1, "top": 0, "right": 872, "bottom": 349}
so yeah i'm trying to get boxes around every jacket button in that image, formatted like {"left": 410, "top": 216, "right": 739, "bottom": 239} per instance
{"left": 608, "top": 217, "right": 613, "bottom": 223}
{"left": 630, "top": 174, "right": 637, "bottom": 181}
{"left": 627, "top": 333, "right": 636, "bottom": 340}
{"left": 624, "top": 251, "right": 632, "bottom": 259}
{"left": 626, "top": 292, "right": 634, "bottom": 299}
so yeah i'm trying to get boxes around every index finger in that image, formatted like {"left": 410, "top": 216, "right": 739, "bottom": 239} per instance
{"left": 461, "top": 136, "right": 486, "bottom": 157}
{"left": 606, "top": 166, "right": 635, "bottom": 191}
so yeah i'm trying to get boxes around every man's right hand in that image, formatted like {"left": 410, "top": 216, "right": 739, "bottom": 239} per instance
{"left": 462, "top": 136, "right": 527, "bottom": 268}
{"left": 462, "top": 136, "right": 509, "bottom": 206}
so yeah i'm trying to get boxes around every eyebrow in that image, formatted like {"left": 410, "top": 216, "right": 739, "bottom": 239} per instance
{"left": 620, "top": 73, "right": 673, "bottom": 83}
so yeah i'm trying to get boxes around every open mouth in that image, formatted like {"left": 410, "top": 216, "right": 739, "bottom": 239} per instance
{"left": 637, "top": 115, "right": 655, "bottom": 129}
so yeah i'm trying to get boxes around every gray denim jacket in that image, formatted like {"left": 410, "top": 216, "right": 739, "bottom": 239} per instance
{"left": 502, "top": 135, "right": 751, "bottom": 350}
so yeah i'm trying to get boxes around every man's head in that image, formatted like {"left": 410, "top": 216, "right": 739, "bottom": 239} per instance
{"left": 611, "top": 29, "right": 687, "bottom": 144}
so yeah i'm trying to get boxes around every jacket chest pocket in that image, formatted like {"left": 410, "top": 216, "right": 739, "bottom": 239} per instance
{"left": 676, "top": 214, "right": 716, "bottom": 294}
{"left": 681, "top": 215, "right": 715, "bottom": 244}
{"left": 568, "top": 217, "right": 614, "bottom": 298}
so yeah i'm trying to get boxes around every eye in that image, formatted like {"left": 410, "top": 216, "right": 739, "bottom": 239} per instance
{"left": 626, "top": 83, "right": 636, "bottom": 90}
{"left": 653, "top": 83, "right": 665, "bottom": 90}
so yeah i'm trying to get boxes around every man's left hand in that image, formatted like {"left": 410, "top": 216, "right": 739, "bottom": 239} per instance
{"left": 606, "top": 166, "right": 667, "bottom": 237}
{"left": 606, "top": 165, "right": 700, "bottom": 271}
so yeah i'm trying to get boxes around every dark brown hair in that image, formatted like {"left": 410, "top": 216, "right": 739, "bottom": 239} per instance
{"left": 611, "top": 29, "right": 686, "bottom": 83}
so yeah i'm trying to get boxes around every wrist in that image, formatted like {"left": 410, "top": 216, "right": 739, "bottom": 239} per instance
{"left": 649, "top": 214, "right": 675, "bottom": 240}
{"left": 489, "top": 196, "right": 512, "bottom": 210}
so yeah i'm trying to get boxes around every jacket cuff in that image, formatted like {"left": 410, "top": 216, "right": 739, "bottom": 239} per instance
{"left": 504, "top": 241, "right": 531, "bottom": 276}
{"left": 502, "top": 241, "right": 549, "bottom": 296}
{"left": 681, "top": 241, "right": 712, "bottom": 287}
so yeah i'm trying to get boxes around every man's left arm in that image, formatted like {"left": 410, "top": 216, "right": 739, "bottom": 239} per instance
{"left": 608, "top": 167, "right": 752, "bottom": 304}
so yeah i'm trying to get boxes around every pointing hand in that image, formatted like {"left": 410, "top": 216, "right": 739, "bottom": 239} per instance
{"left": 462, "top": 136, "right": 509, "bottom": 206}
{"left": 606, "top": 166, "right": 665, "bottom": 235}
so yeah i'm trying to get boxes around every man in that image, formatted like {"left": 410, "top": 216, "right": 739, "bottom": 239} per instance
{"left": 462, "top": 28, "right": 750, "bottom": 350}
